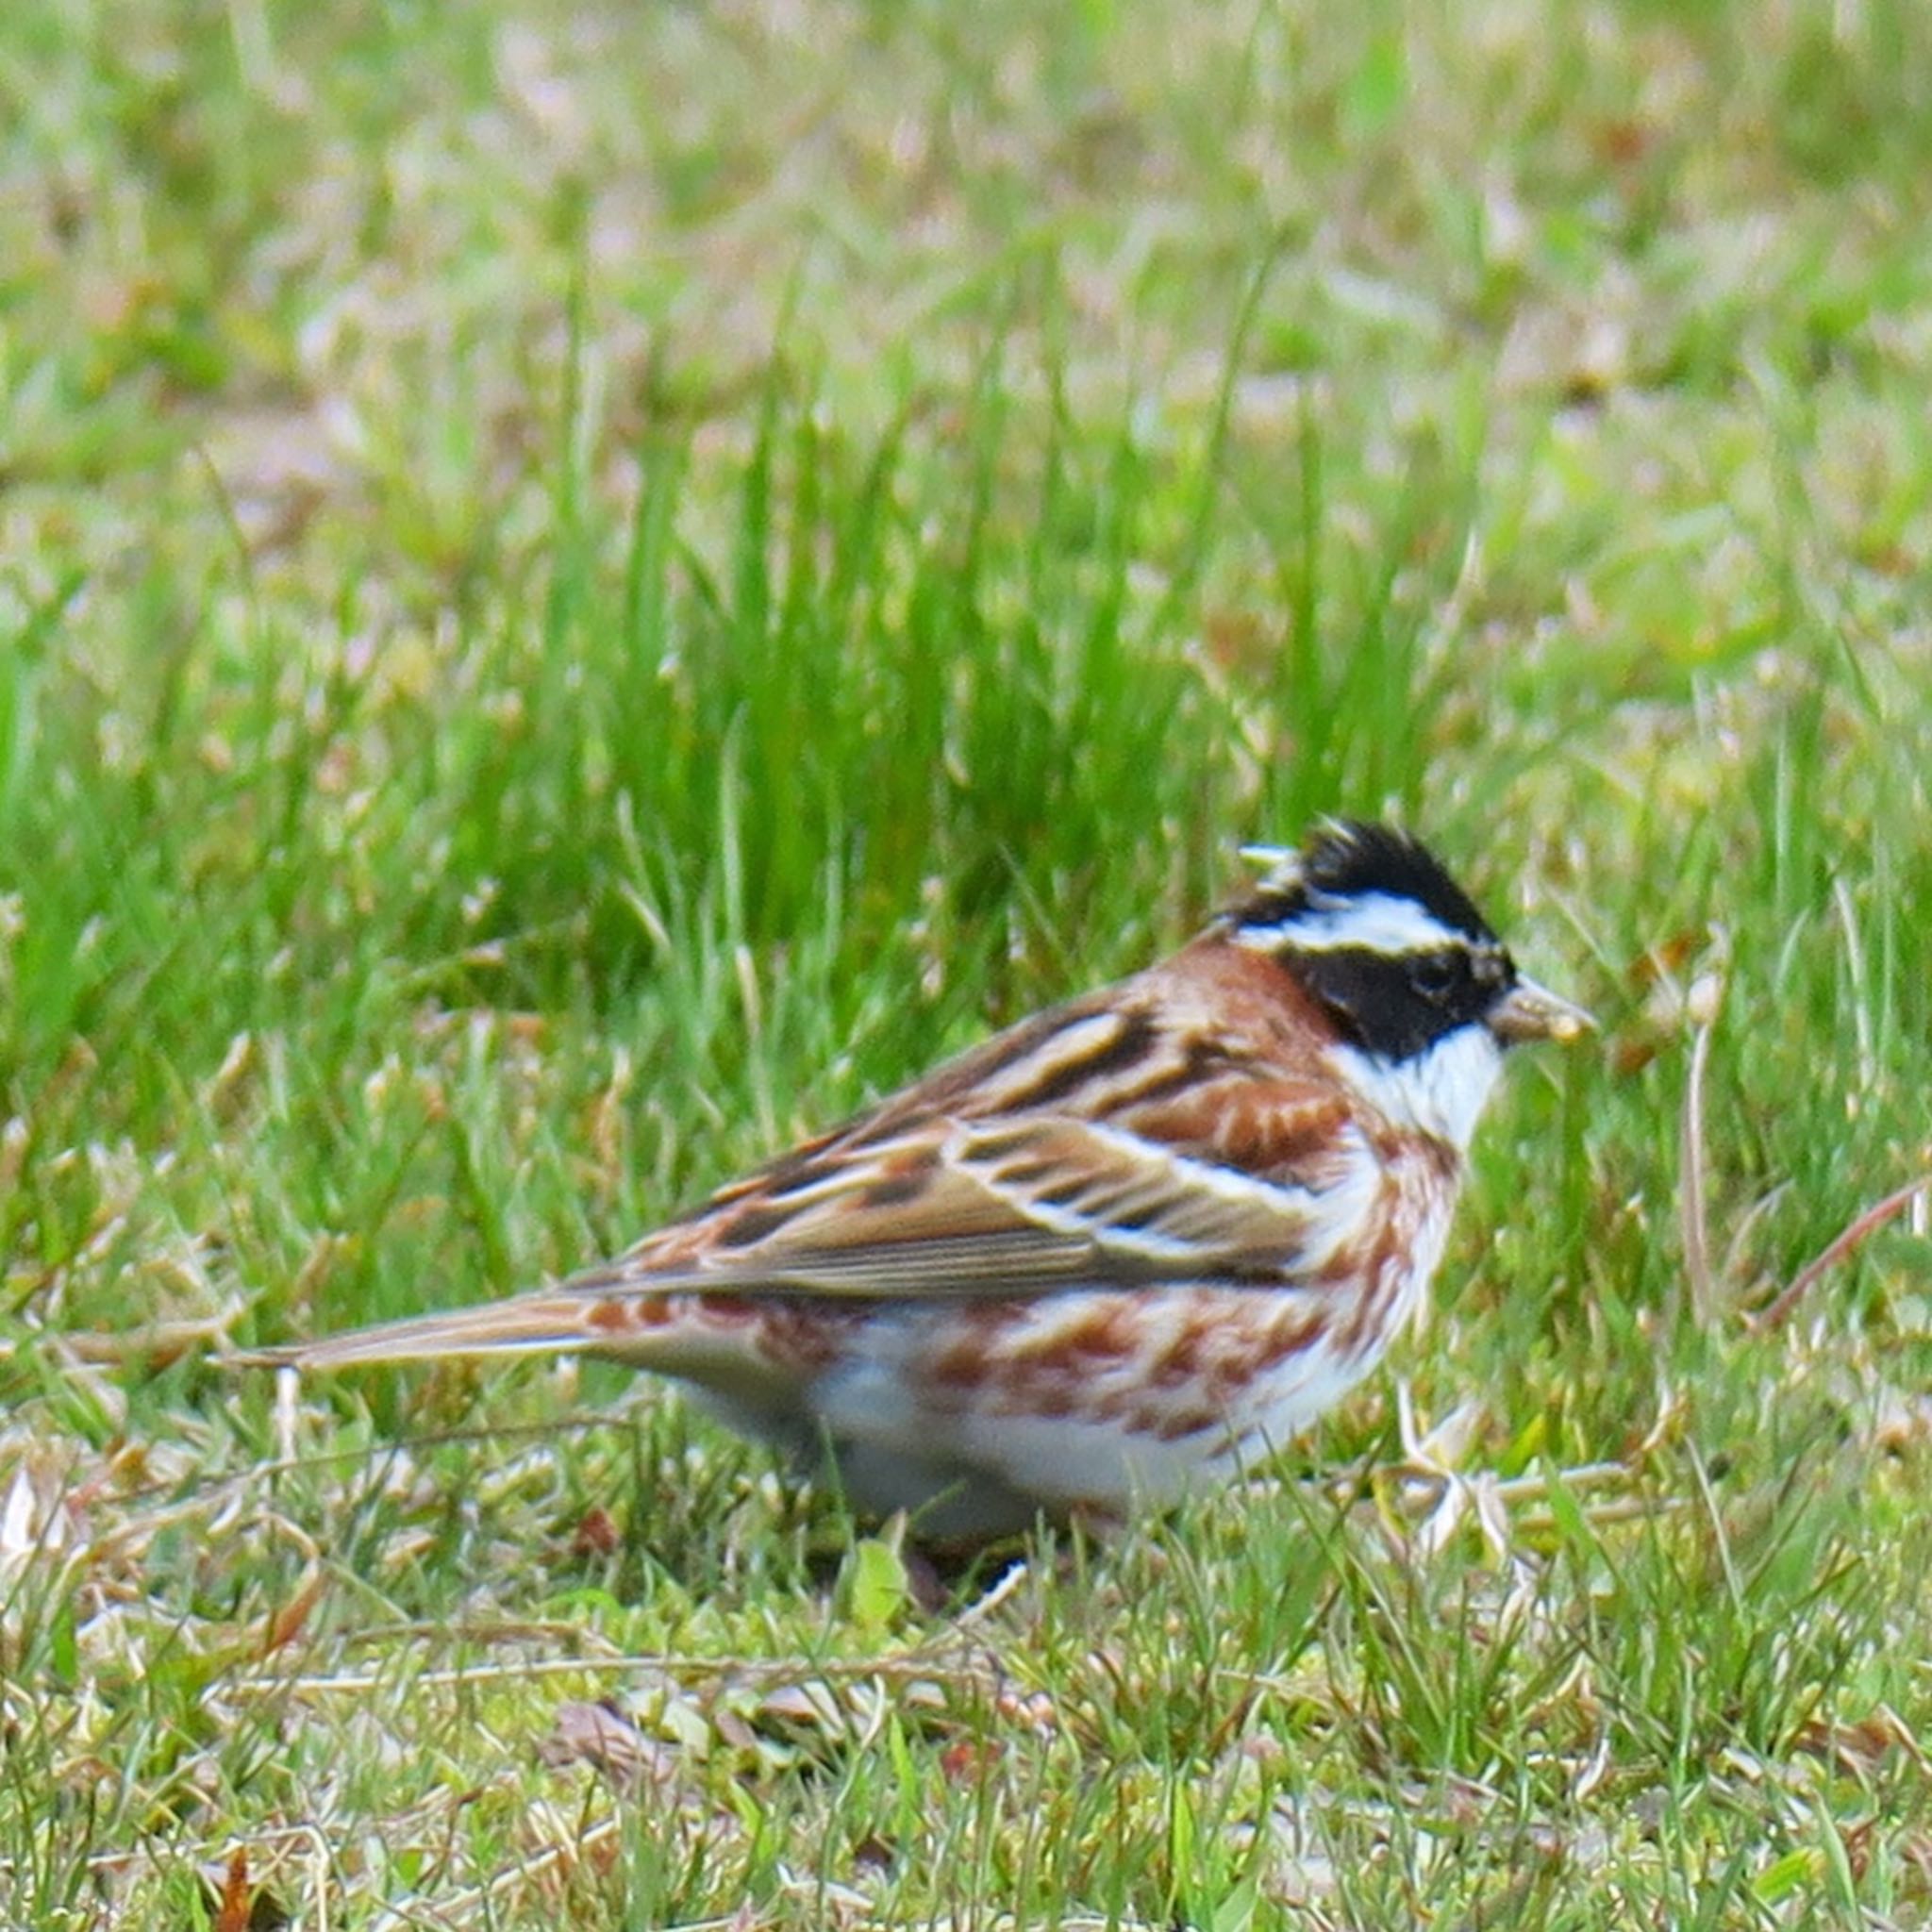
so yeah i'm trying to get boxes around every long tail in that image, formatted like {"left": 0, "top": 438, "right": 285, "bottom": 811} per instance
{"left": 231, "top": 1294, "right": 609, "bottom": 1371}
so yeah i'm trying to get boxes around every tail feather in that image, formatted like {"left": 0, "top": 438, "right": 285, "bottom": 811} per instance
{"left": 233, "top": 1294, "right": 604, "bottom": 1371}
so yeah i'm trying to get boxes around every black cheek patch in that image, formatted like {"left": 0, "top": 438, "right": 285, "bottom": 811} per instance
{"left": 1414, "top": 947, "right": 1505, "bottom": 1033}
{"left": 1292, "top": 948, "right": 1476, "bottom": 1063}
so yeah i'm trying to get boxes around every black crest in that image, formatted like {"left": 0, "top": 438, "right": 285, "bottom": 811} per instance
{"left": 1233, "top": 820, "right": 1500, "bottom": 945}
{"left": 1300, "top": 822, "right": 1499, "bottom": 943}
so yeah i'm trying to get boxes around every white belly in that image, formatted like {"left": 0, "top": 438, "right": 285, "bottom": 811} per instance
{"left": 805, "top": 1262, "right": 1441, "bottom": 1540}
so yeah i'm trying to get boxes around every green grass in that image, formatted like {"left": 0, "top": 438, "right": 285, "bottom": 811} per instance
{"left": 6, "top": 0, "right": 1932, "bottom": 1924}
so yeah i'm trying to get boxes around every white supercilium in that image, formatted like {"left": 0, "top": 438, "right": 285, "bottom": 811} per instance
{"left": 1235, "top": 891, "right": 1465, "bottom": 958}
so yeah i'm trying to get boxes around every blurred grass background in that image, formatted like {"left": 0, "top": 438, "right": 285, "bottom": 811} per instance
{"left": 3, "top": 0, "right": 1931, "bottom": 1924}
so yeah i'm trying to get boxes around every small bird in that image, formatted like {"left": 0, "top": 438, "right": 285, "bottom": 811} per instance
{"left": 258, "top": 823, "right": 1591, "bottom": 1541}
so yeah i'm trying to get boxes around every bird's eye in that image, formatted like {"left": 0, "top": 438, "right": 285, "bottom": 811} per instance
{"left": 1410, "top": 952, "right": 1461, "bottom": 1002}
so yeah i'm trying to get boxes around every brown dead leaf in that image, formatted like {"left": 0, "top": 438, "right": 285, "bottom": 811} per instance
{"left": 1591, "top": 118, "right": 1653, "bottom": 166}
{"left": 1628, "top": 932, "right": 1704, "bottom": 987}
{"left": 259, "top": 1567, "right": 325, "bottom": 1658}
{"left": 537, "top": 1700, "right": 682, "bottom": 1795}
{"left": 209, "top": 1847, "right": 281, "bottom": 1932}
{"left": 570, "top": 1507, "right": 621, "bottom": 1557}
{"left": 939, "top": 1739, "right": 991, "bottom": 1781}
{"left": 1793, "top": 1706, "right": 1932, "bottom": 1780}
{"left": 757, "top": 1678, "right": 854, "bottom": 1737}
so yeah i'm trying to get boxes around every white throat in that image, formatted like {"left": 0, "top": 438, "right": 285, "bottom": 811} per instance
{"left": 1325, "top": 1025, "right": 1506, "bottom": 1153}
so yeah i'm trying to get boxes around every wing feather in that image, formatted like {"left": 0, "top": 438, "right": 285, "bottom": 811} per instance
{"left": 567, "top": 1070, "right": 1366, "bottom": 1304}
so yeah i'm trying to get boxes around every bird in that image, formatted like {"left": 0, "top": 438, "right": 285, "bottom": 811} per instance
{"left": 251, "top": 822, "right": 1591, "bottom": 1542}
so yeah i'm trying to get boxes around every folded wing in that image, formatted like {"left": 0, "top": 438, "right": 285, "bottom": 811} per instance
{"left": 567, "top": 1073, "right": 1367, "bottom": 1302}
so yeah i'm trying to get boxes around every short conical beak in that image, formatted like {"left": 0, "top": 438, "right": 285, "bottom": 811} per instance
{"left": 1487, "top": 974, "right": 1595, "bottom": 1045}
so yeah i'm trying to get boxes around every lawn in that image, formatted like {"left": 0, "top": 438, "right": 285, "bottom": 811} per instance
{"left": 4, "top": 0, "right": 1932, "bottom": 1924}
